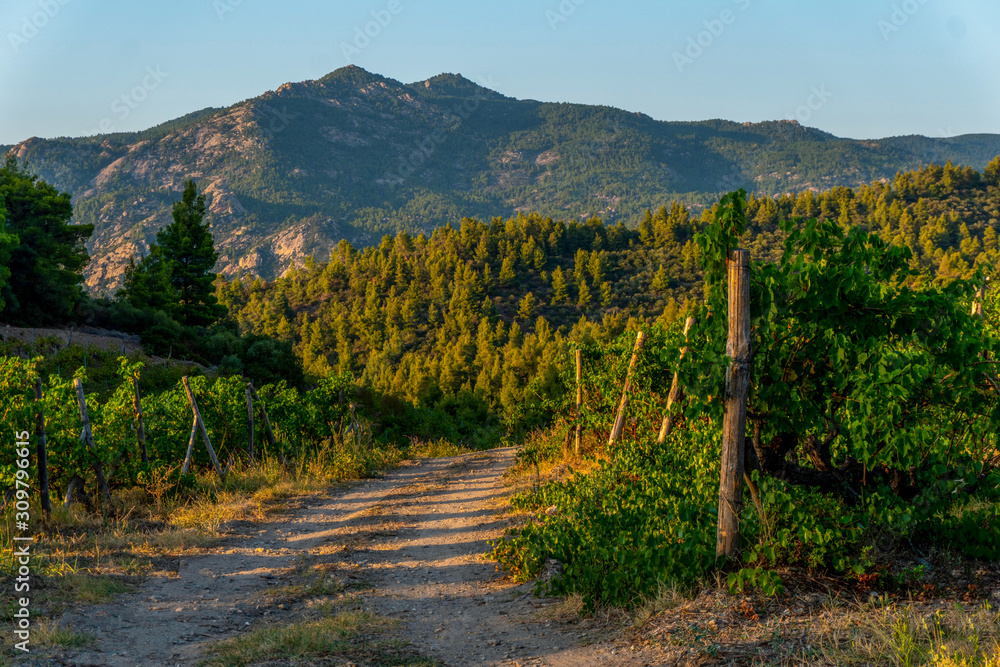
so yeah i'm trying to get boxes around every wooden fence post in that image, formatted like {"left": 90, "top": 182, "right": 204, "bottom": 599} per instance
{"left": 972, "top": 283, "right": 985, "bottom": 318}
{"left": 133, "top": 376, "right": 149, "bottom": 465}
{"left": 717, "top": 249, "right": 751, "bottom": 560}
{"left": 181, "top": 414, "right": 198, "bottom": 475}
{"left": 34, "top": 378, "right": 51, "bottom": 514}
{"left": 181, "top": 377, "right": 226, "bottom": 480}
{"left": 247, "top": 383, "right": 277, "bottom": 449}
{"left": 574, "top": 349, "right": 583, "bottom": 456}
{"left": 74, "top": 378, "right": 112, "bottom": 504}
{"left": 608, "top": 331, "right": 646, "bottom": 446}
{"left": 245, "top": 383, "right": 255, "bottom": 462}
{"left": 657, "top": 316, "right": 695, "bottom": 443}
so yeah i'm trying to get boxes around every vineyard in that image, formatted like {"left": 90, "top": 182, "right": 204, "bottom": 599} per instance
{"left": 2, "top": 187, "right": 1000, "bottom": 664}
{"left": 0, "top": 349, "right": 397, "bottom": 521}
{"left": 493, "top": 191, "right": 1000, "bottom": 620}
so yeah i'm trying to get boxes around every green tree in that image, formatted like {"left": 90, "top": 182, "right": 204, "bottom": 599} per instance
{"left": 159, "top": 181, "right": 224, "bottom": 326}
{"left": 125, "top": 180, "right": 224, "bottom": 326}
{"left": 550, "top": 267, "right": 569, "bottom": 305}
{"left": 639, "top": 210, "right": 655, "bottom": 247}
{"left": 986, "top": 156, "right": 1000, "bottom": 186}
{"left": 119, "top": 245, "right": 178, "bottom": 314}
{"left": 517, "top": 292, "right": 537, "bottom": 320}
{"left": 0, "top": 157, "right": 92, "bottom": 324}
{"left": 577, "top": 278, "right": 592, "bottom": 309}
{"left": 600, "top": 281, "right": 613, "bottom": 307}
{"left": 499, "top": 256, "right": 516, "bottom": 286}
{"left": 0, "top": 201, "right": 17, "bottom": 312}
{"left": 651, "top": 264, "right": 669, "bottom": 291}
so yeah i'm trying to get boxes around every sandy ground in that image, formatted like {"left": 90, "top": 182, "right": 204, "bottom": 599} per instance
{"left": 23, "top": 448, "right": 679, "bottom": 667}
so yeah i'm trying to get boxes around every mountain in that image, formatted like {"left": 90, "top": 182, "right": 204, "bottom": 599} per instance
{"left": 6, "top": 65, "right": 1000, "bottom": 293}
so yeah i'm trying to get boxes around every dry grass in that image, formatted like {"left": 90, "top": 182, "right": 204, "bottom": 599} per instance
{"left": 201, "top": 610, "right": 440, "bottom": 667}
{"left": 407, "top": 437, "right": 473, "bottom": 458}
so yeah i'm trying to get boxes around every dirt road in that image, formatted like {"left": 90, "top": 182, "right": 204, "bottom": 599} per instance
{"left": 42, "top": 448, "right": 664, "bottom": 666}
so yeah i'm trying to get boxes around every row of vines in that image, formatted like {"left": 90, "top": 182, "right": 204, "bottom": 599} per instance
{"left": 493, "top": 191, "right": 1000, "bottom": 608}
{"left": 0, "top": 357, "right": 384, "bottom": 502}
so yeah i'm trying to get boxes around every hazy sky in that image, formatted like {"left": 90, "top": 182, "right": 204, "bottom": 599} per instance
{"left": 1, "top": 0, "right": 997, "bottom": 145}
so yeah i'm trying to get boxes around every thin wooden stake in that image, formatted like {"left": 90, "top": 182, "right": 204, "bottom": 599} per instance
{"left": 657, "top": 316, "right": 695, "bottom": 443}
{"left": 74, "top": 378, "right": 112, "bottom": 504}
{"left": 574, "top": 349, "right": 582, "bottom": 456}
{"left": 133, "top": 376, "right": 149, "bottom": 465}
{"left": 34, "top": 377, "right": 51, "bottom": 514}
{"left": 181, "top": 414, "right": 198, "bottom": 475}
{"left": 247, "top": 382, "right": 277, "bottom": 449}
{"left": 181, "top": 377, "right": 226, "bottom": 480}
{"left": 717, "top": 249, "right": 751, "bottom": 560}
{"left": 608, "top": 331, "right": 646, "bottom": 446}
{"left": 245, "top": 383, "right": 255, "bottom": 462}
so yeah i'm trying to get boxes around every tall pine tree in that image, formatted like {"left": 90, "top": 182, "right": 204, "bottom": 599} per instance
{"left": 122, "top": 180, "right": 224, "bottom": 326}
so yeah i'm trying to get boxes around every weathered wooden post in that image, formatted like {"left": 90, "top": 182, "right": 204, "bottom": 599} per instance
{"left": 181, "top": 415, "right": 198, "bottom": 475}
{"left": 658, "top": 316, "right": 695, "bottom": 443}
{"left": 608, "top": 331, "right": 646, "bottom": 446}
{"left": 245, "top": 383, "right": 255, "bottom": 462}
{"left": 574, "top": 349, "right": 583, "bottom": 456}
{"left": 133, "top": 375, "right": 149, "bottom": 465}
{"left": 181, "top": 377, "right": 226, "bottom": 480}
{"left": 972, "top": 283, "right": 985, "bottom": 318}
{"left": 34, "top": 378, "right": 51, "bottom": 514}
{"left": 717, "top": 249, "right": 751, "bottom": 560}
{"left": 74, "top": 378, "right": 112, "bottom": 504}
{"left": 247, "top": 382, "right": 277, "bottom": 449}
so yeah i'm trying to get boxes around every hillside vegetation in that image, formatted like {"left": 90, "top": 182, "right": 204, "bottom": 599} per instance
{"left": 217, "top": 158, "right": 1000, "bottom": 443}
{"left": 6, "top": 66, "right": 1000, "bottom": 292}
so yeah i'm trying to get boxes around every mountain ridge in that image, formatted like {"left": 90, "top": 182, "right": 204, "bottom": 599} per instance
{"left": 5, "top": 65, "right": 1000, "bottom": 293}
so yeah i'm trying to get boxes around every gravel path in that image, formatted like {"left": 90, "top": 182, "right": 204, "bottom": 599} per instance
{"left": 38, "top": 449, "right": 662, "bottom": 666}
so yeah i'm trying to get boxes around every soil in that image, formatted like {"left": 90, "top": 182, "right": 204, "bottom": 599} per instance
{"left": 0, "top": 324, "right": 142, "bottom": 356}
{"left": 21, "top": 448, "right": 677, "bottom": 667}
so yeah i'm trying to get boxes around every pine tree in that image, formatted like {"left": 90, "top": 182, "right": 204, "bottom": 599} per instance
{"left": 120, "top": 246, "right": 179, "bottom": 314}
{"left": 639, "top": 210, "right": 655, "bottom": 247}
{"left": 550, "top": 267, "right": 569, "bottom": 305}
{"left": 651, "top": 264, "right": 669, "bottom": 291}
{"left": 577, "top": 278, "right": 592, "bottom": 309}
{"left": 985, "top": 156, "right": 1000, "bottom": 186}
{"left": 574, "top": 248, "right": 589, "bottom": 285}
{"left": 499, "top": 256, "right": 516, "bottom": 286}
{"left": 600, "top": 281, "right": 613, "bottom": 307}
{"left": 517, "top": 292, "right": 537, "bottom": 320}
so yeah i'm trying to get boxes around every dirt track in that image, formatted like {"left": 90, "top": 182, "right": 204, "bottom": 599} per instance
{"left": 37, "top": 448, "right": 670, "bottom": 666}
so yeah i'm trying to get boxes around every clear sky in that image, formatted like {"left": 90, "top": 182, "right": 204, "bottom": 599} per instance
{"left": 1, "top": 0, "right": 997, "bottom": 145}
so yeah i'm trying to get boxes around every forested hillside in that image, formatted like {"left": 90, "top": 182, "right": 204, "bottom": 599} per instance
{"left": 7, "top": 66, "right": 1000, "bottom": 292}
{"left": 218, "top": 158, "right": 1000, "bottom": 439}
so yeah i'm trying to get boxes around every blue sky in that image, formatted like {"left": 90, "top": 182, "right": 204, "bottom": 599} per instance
{"left": 1, "top": 0, "right": 997, "bottom": 145}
